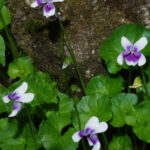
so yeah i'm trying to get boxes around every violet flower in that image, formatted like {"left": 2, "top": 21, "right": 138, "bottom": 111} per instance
{"left": 72, "top": 116, "right": 108, "bottom": 150}
{"left": 31, "top": 0, "right": 64, "bottom": 18}
{"left": 3, "top": 82, "right": 34, "bottom": 117}
{"left": 117, "top": 36, "right": 148, "bottom": 66}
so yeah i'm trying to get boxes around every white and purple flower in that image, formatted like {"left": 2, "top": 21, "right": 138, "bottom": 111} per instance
{"left": 62, "top": 57, "right": 72, "bottom": 69}
{"left": 31, "top": 0, "right": 64, "bottom": 18}
{"left": 72, "top": 116, "right": 108, "bottom": 150}
{"left": 117, "top": 36, "right": 148, "bottom": 66}
{"left": 3, "top": 82, "right": 34, "bottom": 117}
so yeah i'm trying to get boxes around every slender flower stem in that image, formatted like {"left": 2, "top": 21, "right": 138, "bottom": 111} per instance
{"left": 102, "top": 133, "right": 108, "bottom": 150}
{"left": 0, "top": 67, "right": 8, "bottom": 87}
{"left": 56, "top": 10, "right": 86, "bottom": 95}
{"left": 127, "top": 68, "right": 132, "bottom": 93}
{"left": 25, "top": 105, "right": 37, "bottom": 150}
{"left": 0, "top": 10, "right": 18, "bottom": 59}
{"left": 73, "top": 98, "right": 87, "bottom": 150}
{"left": 141, "top": 67, "right": 150, "bottom": 99}
{"left": 142, "top": 143, "right": 146, "bottom": 150}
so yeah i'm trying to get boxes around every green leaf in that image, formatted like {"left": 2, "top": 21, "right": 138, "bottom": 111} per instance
{"left": 106, "top": 61, "right": 121, "bottom": 74}
{"left": 47, "top": 113, "right": 71, "bottom": 134}
{"left": 0, "top": 35, "right": 5, "bottom": 66}
{"left": 108, "top": 135, "right": 132, "bottom": 150}
{"left": 7, "top": 57, "right": 34, "bottom": 79}
{"left": 72, "top": 94, "right": 112, "bottom": 129}
{"left": 111, "top": 93, "right": 138, "bottom": 127}
{"left": 86, "top": 74, "right": 124, "bottom": 97}
{"left": 58, "top": 92, "right": 74, "bottom": 114}
{"left": 0, "top": 6, "right": 11, "bottom": 30}
{"left": 100, "top": 24, "right": 150, "bottom": 73}
{"left": 8, "top": 72, "right": 58, "bottom": 107}
{"left": 126, "top": 101, "right": 150, "bottom": 142}
{"left": 0, "top": 119, "right": 25, "bottom": 150}
{"left": 39, "top": 113, "right": 78, "bottom": 150}
{"left": 0, "top": 138, "right": 25, "bottom": 150}
{"left": 0, "top": 0, "right": 6, "bottom": 9}
{"left": 22, "top": 124, "right": 42, "bottom": 150}
{"left": 0, "top": 85, "right": 7, "bottom": 114}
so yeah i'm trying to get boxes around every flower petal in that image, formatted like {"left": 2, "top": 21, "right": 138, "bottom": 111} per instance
{"left": 85, "top": 116, "right": 99, "bottom": 130}
{"left": 133, "top": 37, "right": 148, "bottom": 51}
{"left": 87, "top": 137, "right": 94, "bottom": 146}
{"left": 51, "top": 0, "right": 64, "bottom": 2}
{"left": 31, "top": 1, "right": 39, "bottom": 8}
{"left": 14, "top": 82, "right": 28, "bottom": 96}
{"left": 138, "top": 54, "right": 146, "bottom": 66}
{"left": 121, "top": 36, "right": 132, "bottom": 50}
{"left": 62, "top": 62, "right": 69, "bottom": 69}
{"left": 43, "top": 4, "right": 55, "bottom": 18}
{"left": 117, "top": 53, "right": 124, "bottom": 65}
{"left": 18, "top": 93, "right": 34, "bottom": 103}
{"left": 2, "top": 95, "right": 10, "bottom": 103}
{"left": 92, "top": 140, "right": 101, "bottom": 150}
{"left": 72, "top": 131, "right": 82, "bottom": 142}
{"left": 9, "top": 102, "right": 22, "bottom": 117}
{"left": 125, "top": 54, "right": 138, "bottom": 66}
{"left": 95, "top": 122, "right": 108, "bottom": 134}
{"left": 9, "top": 109, "right": 19, "bottom": 117}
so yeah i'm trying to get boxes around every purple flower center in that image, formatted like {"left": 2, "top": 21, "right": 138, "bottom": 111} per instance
{"left": 8, "top": 92, "right": 20, "bottom": 101}
{"left": 122, "top": 46, "right": 141, "bottom": 62}
{"left": 79, "top": 128, "right": 95, "bottom": 137}
{"left": 44, "top": 3, "right": 55, "bottom": 13}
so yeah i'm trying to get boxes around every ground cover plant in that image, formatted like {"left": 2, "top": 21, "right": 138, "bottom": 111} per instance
{"left": 1, "top": 0, "right": 150, "bottom": 150}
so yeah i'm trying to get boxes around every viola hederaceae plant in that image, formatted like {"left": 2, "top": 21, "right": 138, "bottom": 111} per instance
{"left": 72, "top": 116, "right": 108, "bottom": 150}
{"left": 31, "top": 0, "right": 64, "bottom": 18}
{"left": 2, "top": 82, "right": 34, "bottom": 117}
{"left": 117, "top": 36, "right": 148, "bottom": 66}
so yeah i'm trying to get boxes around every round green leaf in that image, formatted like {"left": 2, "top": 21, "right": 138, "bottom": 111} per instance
{"left": 111, "top": 93, "right": 138, "bottom": 127}
{"left": 100, "top": 24, "right": 150, "bottom": 73}
{"left": 0, "top": 119, "right": 25, "bottom": 150}
{"left": 108, "top": 135, "right": 132, "bottom": 150}
{"left": 0, "top": 35, "right": 5, "bottom": 66}
{"left": 8, "top": 57, "right": 34, "bottom": 79}
{"left": 39, "top": 114, "right": 77, "bottom": 150}
{"left": 72, "top": 94, "right": 112, "bottom": 129}
{"left": 126, "top": 101, "right": 150, "bottom": 142}
{"left": 86, "top": 74, "right": 124, "bottom": 97}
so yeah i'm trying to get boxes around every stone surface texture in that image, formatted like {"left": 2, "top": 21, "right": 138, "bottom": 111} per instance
{"left": 7, "top": 0, "right": 150, "bottom": 87}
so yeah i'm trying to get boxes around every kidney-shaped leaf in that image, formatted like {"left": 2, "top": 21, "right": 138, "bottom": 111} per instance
{"left": 86, "top": 74, "right": 124, "bottom": 97}
{"left": 39, "top": 113, "right": 78, "bottom": 150}
{"left": 126, "top": 101, "right": 150, "bottom": 142}
{"left": 8, "top": 57, "right": 34, "bottom": 79}
{"left": 111, "top": 93, "right": 138, "bottom": 127}
{"left": 108, "top": 135, "right": 132, "bottom": 150}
